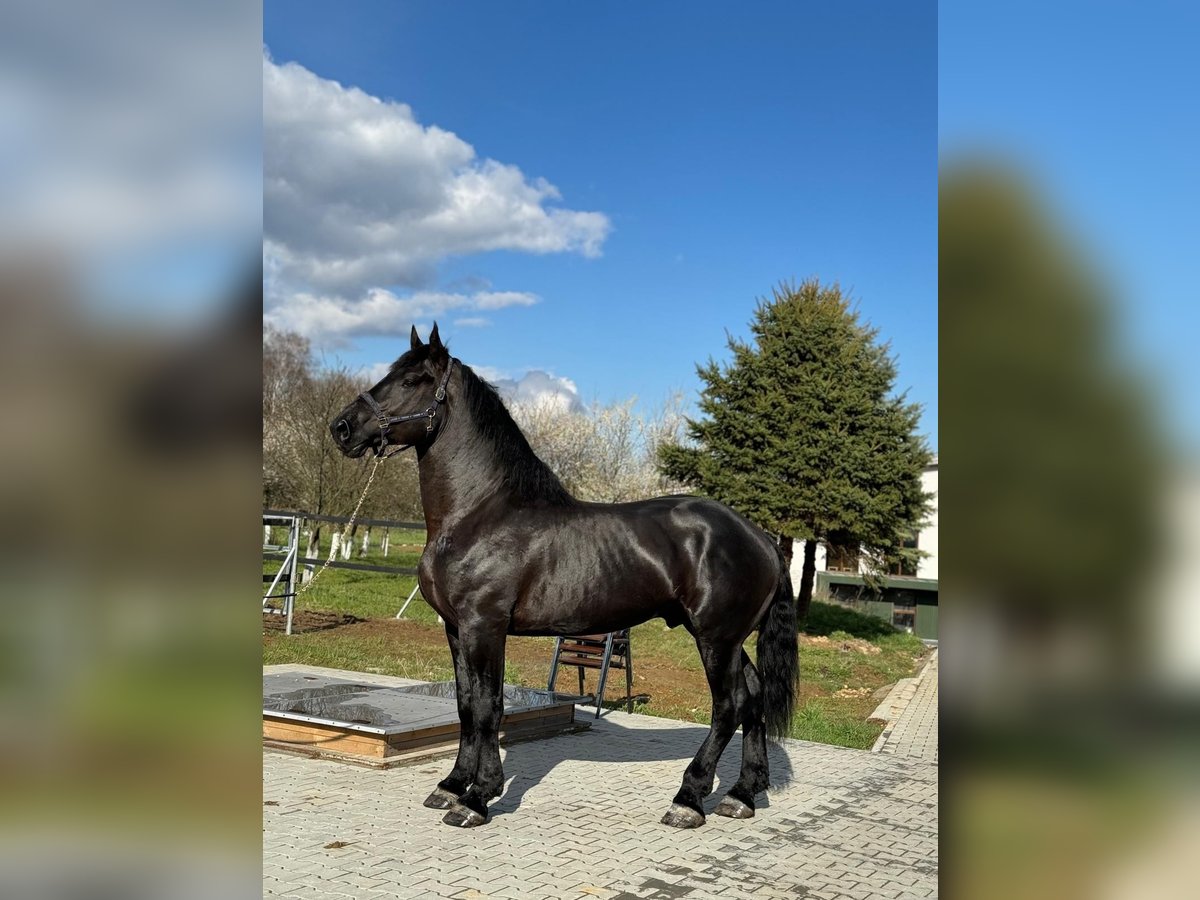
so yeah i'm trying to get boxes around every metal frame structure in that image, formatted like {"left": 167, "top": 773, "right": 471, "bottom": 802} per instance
{"left": 263, "top": 513, "right": 300, "bottom": 635}
{"left": 395, "top": 582, "right": 423, "bottom": 619}
{"left": 263, "top": 508, "right": 428, "bottom": 629}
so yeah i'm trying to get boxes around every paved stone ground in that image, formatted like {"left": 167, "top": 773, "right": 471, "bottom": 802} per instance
{"left": 264, "top": 666, "right": 938, "bottom": 900}
{"left": 871, "top": 652, "right": 938, "bottom": 764}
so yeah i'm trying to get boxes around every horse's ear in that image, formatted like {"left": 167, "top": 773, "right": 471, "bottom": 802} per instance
{"left": 429, "top": 322, "right": 445, "bottom": 355}
{"left": 410, "top": 325, "right": 422, "bottom": 351}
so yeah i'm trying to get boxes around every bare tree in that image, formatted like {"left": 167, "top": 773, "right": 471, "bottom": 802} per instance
{"left": 363, "top": 450, "right": 424, "bottom": 522}
{"left": 511, "top": 393, "right": 689, "bottom": 502}
{"left": 263, "top": 327, "right": 314, "bottom": 506}
{"left": 263, "top": 329, "right": 424, "bottom": 578}
{"left": 263, "top": 326, "right": 312, "bottom": 422}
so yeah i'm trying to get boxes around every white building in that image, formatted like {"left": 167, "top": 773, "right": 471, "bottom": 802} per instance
{"left": 789, "top": 456, "right": 939, "bottom": 638}
{"left": 916, "top": 459, "right": 938, "bottom": 580}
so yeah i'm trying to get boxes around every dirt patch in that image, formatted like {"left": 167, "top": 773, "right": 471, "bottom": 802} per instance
{"left": 834, "top": 686, "right": 872, "bottom": 699}
{"left": 802, "top": 634, "right": 881, "bottom": 655}
{"left": 262, "top": 610, "right": 363, "bottom": 633}
{"left": 337, "top": 616, "right": 440, "bottom": 640}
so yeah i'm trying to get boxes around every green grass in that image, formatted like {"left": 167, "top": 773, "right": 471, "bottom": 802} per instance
{"left": 626, "top": 620, "right": 708, "bottom": 673}
{"left": 803, "top": 598, "right": 897, "bottom": 638}
{"left": 792, "top": 698, "right": 889, "bottom": 747}
{"left": 263, "top": 530, "right": 429, "bottom": 621}
{"left": 289, "top": 566, "right": 425, "bottom": 621}
{"left": 263, "top": 630, "right": 454, "bottom": 681}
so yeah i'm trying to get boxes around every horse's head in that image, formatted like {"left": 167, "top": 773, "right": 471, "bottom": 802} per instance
{"left": 330, "top": 323, "right": 454, "bottom": 458}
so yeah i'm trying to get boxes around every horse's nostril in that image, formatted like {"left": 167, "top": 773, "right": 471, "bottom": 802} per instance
{"left": 334, "top": 419, "right": 352, "bottom": 443}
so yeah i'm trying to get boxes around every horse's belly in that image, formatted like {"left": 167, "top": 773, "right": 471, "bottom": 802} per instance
{"left": 508, "top": 570, "right": 675, "bottom": 636}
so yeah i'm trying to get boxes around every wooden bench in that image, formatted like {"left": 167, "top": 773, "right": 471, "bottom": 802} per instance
{"left": 547, "top": 630, "right": 633, "bottom": 718}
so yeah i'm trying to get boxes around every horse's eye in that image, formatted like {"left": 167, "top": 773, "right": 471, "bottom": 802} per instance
{"left": 401, "top": 378, "right": 419, "bottom": 388}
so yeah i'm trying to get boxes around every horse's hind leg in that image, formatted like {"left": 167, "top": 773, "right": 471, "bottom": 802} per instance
{"left": 424, "top": 624, "right": 475, "bottom": 810}
{"left": 661, "top": 639, "right": 744, "bottom": 829}
{"left": 714, "top": 650, "right": 768, "bottom": 819}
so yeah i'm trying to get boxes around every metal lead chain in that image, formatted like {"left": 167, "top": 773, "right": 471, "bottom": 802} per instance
{"left": 296, "top": 455, "right": 383, "bottom": 596}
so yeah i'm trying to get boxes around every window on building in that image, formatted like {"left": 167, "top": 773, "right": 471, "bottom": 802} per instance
{"left": 888, "top": 531, "right": 919, "bottom": 577}
{"left": 893, "top": 597, "right": 916, "bottom": 632}
{"left": 825, "top": 543, "right": 859, "bottom": 573}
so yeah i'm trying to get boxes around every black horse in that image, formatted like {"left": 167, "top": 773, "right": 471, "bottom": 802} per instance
{"left": 331, "top": 325, "right": 798, "bottom": 829}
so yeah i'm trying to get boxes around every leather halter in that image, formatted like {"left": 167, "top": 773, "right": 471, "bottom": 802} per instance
{"left": 358, "top": 358, "right": 455, "bottom": 458}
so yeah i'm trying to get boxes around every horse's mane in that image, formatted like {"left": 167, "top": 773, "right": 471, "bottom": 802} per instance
{"left": 391, "top": 347, "right": 573, "bottom": 506}
{"left": 457, "top": 363, "right": 575, "bottom": 506}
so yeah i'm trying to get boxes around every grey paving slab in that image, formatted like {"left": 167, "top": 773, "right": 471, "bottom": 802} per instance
{"left": 264, "top": 666, "right": 938, "bottom": 899}
{"left": 872, "top": 652, "right": 938, "bottom": 763}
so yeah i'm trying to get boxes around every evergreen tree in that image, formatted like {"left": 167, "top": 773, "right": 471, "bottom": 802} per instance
{"left": 659, "top": 280, "right": 932, "bottom": 620}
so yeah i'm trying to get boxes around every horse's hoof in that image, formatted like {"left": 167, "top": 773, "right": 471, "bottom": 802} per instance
{"left": 713, "top": 796, "right": 755, "bottom": 819}
{"left": 442, "top": 804, "right": 487, "bottom": 828}
{"left": 660, "top": 803, "right": 705, "bottom": 829}
{"left": 422, "top": 787, "right": 458, "bottom": 810}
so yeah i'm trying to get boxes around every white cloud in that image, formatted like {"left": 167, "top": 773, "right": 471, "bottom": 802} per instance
{"left": 360, "top": 361, "right": 393, "bottom": 386}
{"left": 263, "top": 287, "right": 537, "bottom": 340}
{"left": 453, "top": 317, "right": 490, "bottom": 328}
{"left": 263, "top": 53, "right": 610, "bottom": 339}
{"left": 469, "top": 365, "right": 510, "bottom": 383}
{"left": 492, "top": 370, "right": 584, "bottom": 415}
{"left": 357, "top": 362, "right": 584, "bottom": 415}
{"left": 472, "top": 291, "right": 541, "bottom": 310}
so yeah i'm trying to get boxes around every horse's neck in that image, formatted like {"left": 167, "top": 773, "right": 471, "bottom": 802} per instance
{"left": 416, "top": 415, "right": 506, "bottom": 535}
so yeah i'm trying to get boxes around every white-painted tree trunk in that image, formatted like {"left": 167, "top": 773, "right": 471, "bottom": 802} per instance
{"left": 340, "top": 529, "right": 352, "bottom": 560}
{"left": 381, "top": 528, "right": 390, "bottom": 556}
{"left": 263, "top": 525, "right": 271, "bottom": 547}
{"left": 328, "top": 531, "right": 341, "bottom": 564}
{"left": 303, "top": 527, "right": 320, "bottom": 582}
{"left": 359, "top": 526, "right": 370, "bottom": 557}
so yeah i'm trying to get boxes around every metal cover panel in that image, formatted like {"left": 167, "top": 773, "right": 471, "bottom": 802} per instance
{"left": 263, "top": 673, "right": 583, "bottom": 736}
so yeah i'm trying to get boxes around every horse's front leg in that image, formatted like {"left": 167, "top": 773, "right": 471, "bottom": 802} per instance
{"left": 442, "top": 620, "right": 508, "bottom": 828}
{"left": 423, "top": 624, "right": 475, "bottom": 810}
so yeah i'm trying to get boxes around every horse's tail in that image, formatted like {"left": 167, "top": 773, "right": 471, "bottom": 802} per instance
{"left": 757, "top": 543, "right": 799, "bottom": 740}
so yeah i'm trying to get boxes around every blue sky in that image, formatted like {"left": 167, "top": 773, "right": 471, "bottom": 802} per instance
{"left": 264, "top": 1, "right": 937, "bottom": 446}
{"left": 940, "top": 2, "right": 1200, "bottom": 452}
